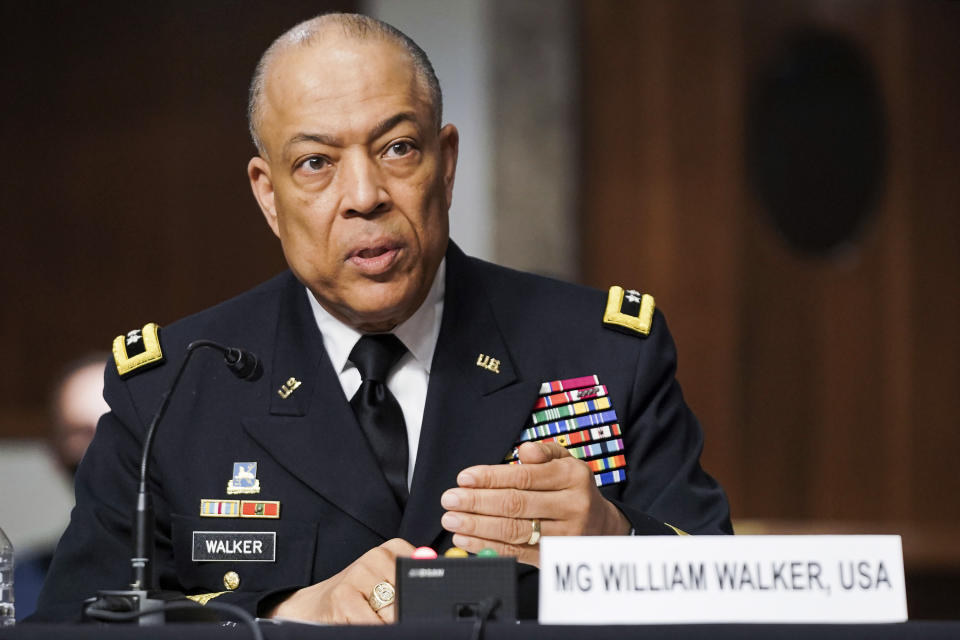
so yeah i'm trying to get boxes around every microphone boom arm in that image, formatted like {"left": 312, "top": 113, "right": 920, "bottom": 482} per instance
{"left": 131, "top": 339, "right": 259, "bottom": 591}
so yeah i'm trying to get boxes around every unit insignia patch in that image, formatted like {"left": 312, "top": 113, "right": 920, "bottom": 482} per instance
{"left": 226, "top": 462, "right": 261, "bottom": 495}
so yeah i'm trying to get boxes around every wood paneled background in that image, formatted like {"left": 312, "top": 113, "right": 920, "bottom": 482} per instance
{"left": 582, "top": 0, "right": 959, "bottom": 524}
{"left": 0, "top": 1, "right": 353, "bottom": 437}
{"left": 581, "top": 1, "right": 960, "bottom": 615}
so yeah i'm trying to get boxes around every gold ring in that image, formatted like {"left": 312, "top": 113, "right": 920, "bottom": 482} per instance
{"left": 527, "top": 519, "right": 541, "bottom": 545}
{"left": 368, "top": 581, "right": 396, "bottom": 612}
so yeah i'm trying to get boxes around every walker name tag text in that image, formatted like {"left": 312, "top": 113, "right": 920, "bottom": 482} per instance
{"left": 539, "top": 535, "right": 906, "bottom": 624}
{"left": 192, "top": 531, "right": 276, "bottom": 562}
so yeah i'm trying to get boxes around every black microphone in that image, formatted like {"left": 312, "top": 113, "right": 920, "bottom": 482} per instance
{"left": 84, "top": 339, "right": 261, "bottom": 625}
{"left": 195, "top": 340, "right": 262, "bottom": 381}
{"left": 225, "top": 348, "right": 260, "bottom": 380}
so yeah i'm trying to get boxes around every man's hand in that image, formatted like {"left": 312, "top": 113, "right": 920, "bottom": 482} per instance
{"left": 440, "top": 441, "right": 630, "bottom": 566}
{"left": 266, "top": 538, "right": 415, "bottom": 624}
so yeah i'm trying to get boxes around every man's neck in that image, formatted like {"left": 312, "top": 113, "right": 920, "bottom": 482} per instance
{"left": 306, "top": 259, "right": 446, "bottom": 375}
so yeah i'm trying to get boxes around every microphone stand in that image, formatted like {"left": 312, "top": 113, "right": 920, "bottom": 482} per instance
{"left": 84, "top": 340, "right": 260, "bottom": 625}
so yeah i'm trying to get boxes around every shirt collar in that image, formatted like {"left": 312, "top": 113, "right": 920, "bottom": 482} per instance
{"left": 306, "top": 258, "right": 446, "bottom": 374}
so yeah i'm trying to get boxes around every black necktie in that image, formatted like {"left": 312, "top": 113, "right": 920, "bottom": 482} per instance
{"left": 349, "top": 334, "right": 409, "bottom": 508}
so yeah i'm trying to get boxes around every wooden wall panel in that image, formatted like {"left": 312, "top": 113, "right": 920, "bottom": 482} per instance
{"left": 908, "top": 1, "right": 960, "bottom": 523}
{"left": 582, "top": 0, "right": 748, "bottom": 506}
{"left": 0, "top": 1, "right": 356, "bottom": 438}
{"left": 874, "top": 0, "right": 914, "bottom": 522}
{"left": 582, "top": 0, "right": 960, "bottom": 526}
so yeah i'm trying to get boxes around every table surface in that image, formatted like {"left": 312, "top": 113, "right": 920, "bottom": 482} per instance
{"left": 4, "top": 621, "right": 960, "bottom": 640}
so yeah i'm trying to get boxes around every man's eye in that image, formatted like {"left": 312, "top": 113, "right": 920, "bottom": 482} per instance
{"left": 385, "top": 141, "right": 414, "bottom": 157}
{"left": 300, "top": 156, "right": 330, "bottom": 172}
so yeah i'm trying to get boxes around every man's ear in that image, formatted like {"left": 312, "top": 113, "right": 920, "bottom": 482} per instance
{"left": 248, "top": 156, "right": 280, "bottom": 237}
{"left": 438, "top": 124, "right": 459, "bottom": 209}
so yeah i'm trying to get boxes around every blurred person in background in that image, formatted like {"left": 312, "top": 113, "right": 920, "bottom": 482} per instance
{"left": 14, "top": 354, "right": 108, "bottom": 620}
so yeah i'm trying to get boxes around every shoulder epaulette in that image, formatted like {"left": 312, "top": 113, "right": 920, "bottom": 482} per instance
{"left": 602, "top": 285, "right": 655, "bottom": 337}
{"left": 112, "top": 322, "right": 165, "bottom": 378}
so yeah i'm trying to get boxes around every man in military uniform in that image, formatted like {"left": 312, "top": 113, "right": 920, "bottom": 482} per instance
{"left": 34, "top": 13, "right": 731, "bottom": 624}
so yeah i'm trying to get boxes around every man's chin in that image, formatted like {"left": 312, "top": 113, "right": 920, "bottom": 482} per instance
{"left": 336, "top": 291, "right": 419, "bottom": 333}
{"left": 347, "top": 310, "right": 407, "bottom": 333}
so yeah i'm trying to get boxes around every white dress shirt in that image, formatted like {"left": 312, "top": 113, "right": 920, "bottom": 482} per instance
{"left": 306, "top": 259, "right": 446, "bottom": 487}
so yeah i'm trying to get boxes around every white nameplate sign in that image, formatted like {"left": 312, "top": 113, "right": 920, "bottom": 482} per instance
{"left": 539, "top": 535, "right": 906, "bottom": 624}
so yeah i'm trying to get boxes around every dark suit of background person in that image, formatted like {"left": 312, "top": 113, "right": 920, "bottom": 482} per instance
{"left": 14, "top": 355, "right": 108, "bottom": 621}
{"left": 31, "top": 242, "right": 731, "bottom": 621}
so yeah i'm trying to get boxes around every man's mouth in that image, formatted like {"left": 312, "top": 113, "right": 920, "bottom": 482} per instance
{"left": 347, "top": 243, "right": 402, "bottom": 275}
{"left": 356, "top": 247, "right": 391, "bottom": 259}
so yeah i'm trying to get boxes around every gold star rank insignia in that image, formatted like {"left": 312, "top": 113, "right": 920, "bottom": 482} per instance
{"left": 602, "top": 286, "right": 655, "bottom": 336}
{"left": 112, "top": 322, "right": 165, "bottom": 378}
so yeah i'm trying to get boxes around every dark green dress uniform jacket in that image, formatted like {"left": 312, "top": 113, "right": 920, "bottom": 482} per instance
{"left": 32, "top": 242, "right": 731, "bottom": 621}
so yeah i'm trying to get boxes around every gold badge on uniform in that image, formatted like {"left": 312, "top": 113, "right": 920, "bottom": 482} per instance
{"left": 277, "top": 377, "right": 302, "bottom": 399}
{"left": 602, "top": 285, "right": 655, "bottom": 336}
{"left": 476, "top": 353, "right": 501, "bottom": 373}
{"left": 226, "top": 462, "right": 261, "bottom": 495}
{"left": 113, "top": 322, "right": 165, "bottom": 378}
{"left": 223, "top": 571, "right": 241, "bottom": 590}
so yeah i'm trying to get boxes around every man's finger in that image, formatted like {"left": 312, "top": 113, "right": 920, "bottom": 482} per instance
{"left": 381, "top": 537, "right": 417, "bottom": 557}
{"left": 441, "top": 486, "right": 575, "bottom": 519}
{"left": 346, "top": 539, "right": 411, "bottom": 623}
{"left": 374, "top": 599, "right": 397, "bottom": 624}
{"left": 335, "top": 565, "right": 386, "bottom": 624}
{"left": 442, "top": 511, "right": 551, "bottom": 546}
{"left": 456, "top": 451, "right": 582, "bottom": 491}
{"left": 355, "top": 542, "right": 408, "bottom": 578}
{"left": 517, "top": 440, "right": 571, "bottom": 464}
{"left": 341, "top": 590, "right": 384, "bottom": 625}
{"left": 450, "top": 533, "right": 540, "bottom": 568}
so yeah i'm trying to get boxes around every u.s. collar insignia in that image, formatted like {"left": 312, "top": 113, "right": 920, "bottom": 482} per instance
{"left": 226, "top": 462, "right": 261, "bottom": 495}
{"left": 277, "top": 377, "right": 301, "bottom": 399}
{"left": 112, "top": 322, "right": 165, "bottom": 378}
{"left": 602, "top": 286, "right": 655, "bottom": 336}
{"left": 476, "top": 353, "right": 501, "bottom": 373}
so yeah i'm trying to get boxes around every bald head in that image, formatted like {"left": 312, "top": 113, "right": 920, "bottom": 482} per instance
{"left": 247, "top": 12, "right": 443, "bottom": 157}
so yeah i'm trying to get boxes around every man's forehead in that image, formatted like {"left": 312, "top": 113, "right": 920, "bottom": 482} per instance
{"left": 266, "top": 35, "right": 421, "bottom": 108}
{"left": 260, "top": 36, "right": 430, "bottom": 146}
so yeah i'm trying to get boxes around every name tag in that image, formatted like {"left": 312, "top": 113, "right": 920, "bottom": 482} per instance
{"left": 192, "top": 531, "right": 276, "bottom": 562}
{"left": 539, "top": 535, "right": 907, "bottom": 624}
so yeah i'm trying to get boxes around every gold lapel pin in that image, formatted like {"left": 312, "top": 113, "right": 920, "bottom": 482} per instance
{"left": 277, "top": 377, "right": 302, "bottom": 399}
{"left": 476, "top": 354, "right": 501, "bottom": 374}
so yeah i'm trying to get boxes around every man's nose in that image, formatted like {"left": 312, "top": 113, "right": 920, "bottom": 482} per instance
{"left": 340, "top": 151, "right": 388, "bottom": 216}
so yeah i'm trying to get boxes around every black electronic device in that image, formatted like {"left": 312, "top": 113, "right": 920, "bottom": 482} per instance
{"left": 396, "top": 556, "right": 517, "bottom": 622}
